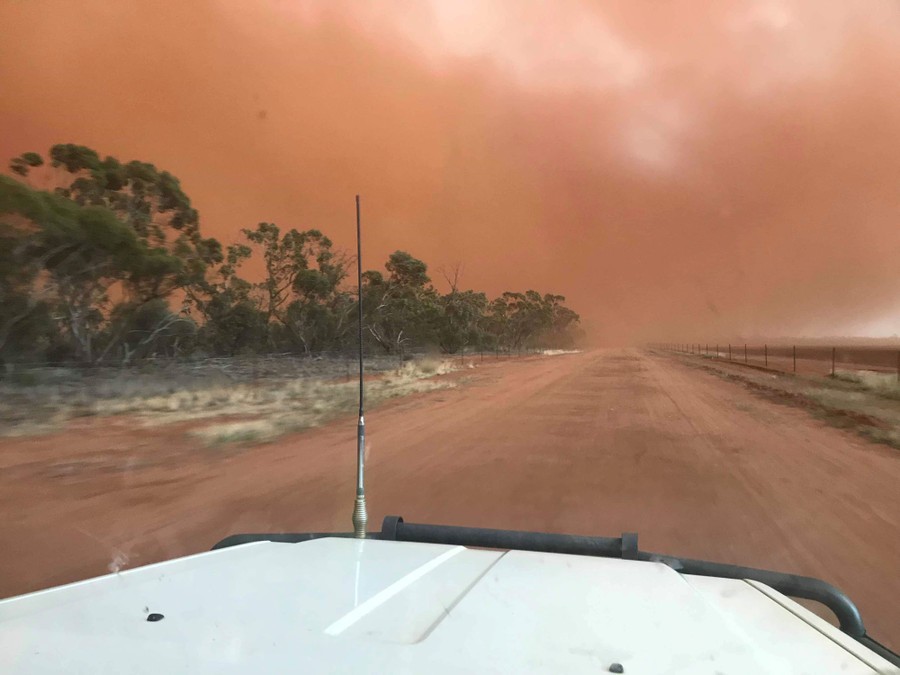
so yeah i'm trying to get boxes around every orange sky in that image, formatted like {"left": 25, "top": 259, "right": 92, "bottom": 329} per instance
{"left": 2, "top": 0, "right": 900, "bottom": 343}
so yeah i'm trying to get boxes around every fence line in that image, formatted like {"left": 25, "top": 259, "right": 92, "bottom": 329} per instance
{"left": 650, "top": 343, "right": 900, "bottom": 381}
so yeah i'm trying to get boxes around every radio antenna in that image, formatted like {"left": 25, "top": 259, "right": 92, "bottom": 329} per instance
{"left": 352, "top": 194, "right": 368, "bottom": 539}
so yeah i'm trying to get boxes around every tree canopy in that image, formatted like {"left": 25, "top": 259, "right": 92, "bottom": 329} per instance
{"left": 2, "top": 143, "right": 581, "bottom": 366}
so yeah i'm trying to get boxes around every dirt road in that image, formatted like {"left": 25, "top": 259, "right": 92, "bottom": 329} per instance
{"left": 2, "top": 349, "right": 898, "bottom": 648}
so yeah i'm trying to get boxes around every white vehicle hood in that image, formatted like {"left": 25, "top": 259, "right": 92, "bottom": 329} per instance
{"left": 0, "top": 537, "right": 895, "bottom": 674}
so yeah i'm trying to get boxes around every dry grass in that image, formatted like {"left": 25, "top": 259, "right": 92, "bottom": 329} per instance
{"left": 0, "top": 355, "right": 457, "bottom": 439}
{"left": 189, "top": 363, "right": 454, "bottom": 445}
{"left": 832, "top": 369, "right": 900, "bottom": 400}
{"left": 681, "top": 357, "right": 900, "bottom": 451}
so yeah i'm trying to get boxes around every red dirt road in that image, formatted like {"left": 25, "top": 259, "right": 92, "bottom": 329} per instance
{"left": 1, "top": 349, "right": 899, "bottom": 648}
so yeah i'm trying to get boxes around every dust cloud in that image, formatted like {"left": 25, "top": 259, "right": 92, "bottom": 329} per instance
{"left": 2, "top": 0, "right": 900, "bottom": 343}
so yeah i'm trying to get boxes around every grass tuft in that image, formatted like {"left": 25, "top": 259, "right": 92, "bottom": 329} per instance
{"left": 832, "top": 369, "right": 900, "bottom": 400}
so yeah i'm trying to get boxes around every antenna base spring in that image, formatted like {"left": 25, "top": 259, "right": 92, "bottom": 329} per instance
{"left": 352, "top": 494, "right": 368, "bottom": 539}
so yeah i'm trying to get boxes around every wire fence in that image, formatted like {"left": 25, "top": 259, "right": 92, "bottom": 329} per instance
{"left": 651, "top": 343, "right": 900, "bottom": 380}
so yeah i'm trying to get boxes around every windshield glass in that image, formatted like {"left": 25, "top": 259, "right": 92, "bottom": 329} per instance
{"left": 1, "top": 0, "right": 898, "bottom": 659}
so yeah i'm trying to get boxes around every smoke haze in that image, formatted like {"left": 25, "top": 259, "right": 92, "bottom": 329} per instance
{"left": 2, "top": 0, "right": 900, "bottom": 343}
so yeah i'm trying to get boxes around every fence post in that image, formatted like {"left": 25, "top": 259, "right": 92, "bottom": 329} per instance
{"left": 764, "top": 344, "right": 767, "bottom": 368}
{"left": 793, "top": 345, "right": 796, "bottom": 372}
{"left": 831, "top": 347, "right": 836, "bottom": 377}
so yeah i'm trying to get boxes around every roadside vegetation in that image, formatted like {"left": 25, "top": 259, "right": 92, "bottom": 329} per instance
{"left": 0, "top": 144, "right": 583, "bottom": 444}
{"left": 0, "top": 353, "right": 458, "bottom": 439}
{"left": 832, "top": 369, "right": 900, "bottom": 400}
{"left": 678, "top": 355, "right": 900, "bottom": 450}
{"left": 1, "top": 144, "right": 582, "bottom": 372}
